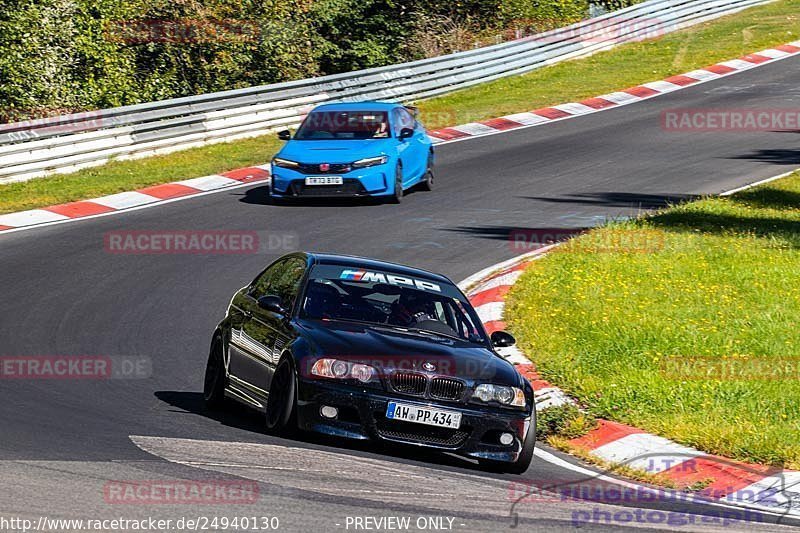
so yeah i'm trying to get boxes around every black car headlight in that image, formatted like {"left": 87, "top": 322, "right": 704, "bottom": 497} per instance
{"left": 311, "top": 358, "right": 379, "bottom": 384}
{"left": 272, "top": 157, "right": 300, "bottom": 169}
{"left": 471, "top": 384, "right": 526, "bottom": 407}
{"left": 352, "top": 156, "right": 388, "bottom": 169}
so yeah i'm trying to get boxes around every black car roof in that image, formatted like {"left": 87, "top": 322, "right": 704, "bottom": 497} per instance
{"left": 306, "top": 252, "right": 453, "bottom": 285}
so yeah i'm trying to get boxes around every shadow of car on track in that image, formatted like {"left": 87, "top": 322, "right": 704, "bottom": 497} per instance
{"left": 731, "top": 148, "right": 800, "bottom": 166}
{"left": 521, "top": 192, "right": 699, "bottom": 210}
{"left": 154, "top": 390, "right": 513, "bottom": 477}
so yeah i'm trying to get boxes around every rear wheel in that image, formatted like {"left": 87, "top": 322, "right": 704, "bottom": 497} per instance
{"left": 390, "top": 163, "right": 404, "bottom": 204}
{"left": 203, "top": 336, "right": 226, "bottom": 409}
{"left": 265, "top": 358, "right": 298, "bottom": 436}
{"left": 420, "top": 153, "right": 434, "bottom": 192}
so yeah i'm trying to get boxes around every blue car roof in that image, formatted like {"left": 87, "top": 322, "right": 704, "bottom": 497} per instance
{"left": 310, "top": 101, "right": 402, "bottom": 112}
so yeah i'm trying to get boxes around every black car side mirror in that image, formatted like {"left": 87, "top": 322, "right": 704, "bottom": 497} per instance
{"left": 491, "top": 331, "right": 516, "bottom": 348}
{"left": 277, "top": 130, "right": 292, "bottom": 141}
{"left": 258, "top": 295, "right": 286, "bottom": 315}
{"left": 399, "top": 127, "right": 414, "bottom": 140}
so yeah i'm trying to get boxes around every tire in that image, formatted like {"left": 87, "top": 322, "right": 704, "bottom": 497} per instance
{"left": 420, "top": 153, "right": 434, "bottom": 192}
{"left": 390, "top": 164, "right": 404, "bottom": 204}
{"left": 203, "top": 336, "right": 226, "bottom": 409}
{"left": 481, "top": 417, "right": 536, "bottom": 475}
{"left": 265, "top": 357, "right": 298, "bottom": 436}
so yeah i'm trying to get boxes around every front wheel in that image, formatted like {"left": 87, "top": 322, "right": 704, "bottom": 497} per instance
{"left": 203, "top": 336, "right": 226, "bottom": 409}
{"left": 265, "top": 358, "right": 298, "bottom": 436}
{"left": 420, "top": 153, "right": 434, "bottom": 192}
{"left": 480, "top": 417, "right": 535, "bottom": 475}
{"left": 390, "top": 164, "right": 404, "bottom": 204}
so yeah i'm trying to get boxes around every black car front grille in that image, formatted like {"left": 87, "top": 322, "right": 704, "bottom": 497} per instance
{"left": 390, "top": 372, "right": 427, "bottom": 396}
{"left": 389, "top": 372, "right": 466, "bottom": 401}
{"left": 296, "top": 162, "right": 353, "bottom": 174}
{"left": 430, "top": 377, "right": 465, "bottom": 401}
{"left": 376, "top": 419, "right": 469, "bottom": 448}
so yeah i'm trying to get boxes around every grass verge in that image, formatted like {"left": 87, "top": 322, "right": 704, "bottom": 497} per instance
{"left": 1, "top": 0, "right": 799, "bottom": 214}
{"left": 506, "top": 172, "right": 800, "bottom": 470}
{"left": 0, "top": 136, "right": 282, "bottom": 214}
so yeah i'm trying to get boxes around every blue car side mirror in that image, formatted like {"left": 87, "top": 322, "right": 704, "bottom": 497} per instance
{"left": 399, "top": 128, "right": 414, "bottom": 140}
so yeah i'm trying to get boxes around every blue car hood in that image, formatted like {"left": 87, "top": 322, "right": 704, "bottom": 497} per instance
{"left": 277, "top": 139, "right": 394, "bottom": 164}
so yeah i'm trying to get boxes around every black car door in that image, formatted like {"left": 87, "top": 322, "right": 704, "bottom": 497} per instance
{"left": 228, "top": 260, "right": 284, "bottom": 406}
{"left": 231, "top": 257, "right": 307, "bottom": 405}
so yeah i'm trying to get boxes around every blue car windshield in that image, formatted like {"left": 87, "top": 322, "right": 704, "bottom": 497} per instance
{"left": 300, "top": 264, "right": 487, "bottom": 344}
{"left": 295, "top": 111, "right": 390, "bottom": 140}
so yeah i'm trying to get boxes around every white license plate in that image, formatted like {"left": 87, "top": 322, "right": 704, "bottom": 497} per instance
{"left": 386, "top": 402, "right": 462, "bottom": 429}
{"left": 305, "top": 176, "right": 343, "bottom": 185}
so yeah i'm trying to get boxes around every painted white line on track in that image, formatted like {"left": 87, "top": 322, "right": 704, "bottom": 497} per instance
{"left": 720, "top": 169, "right": 797, "bottom": 196}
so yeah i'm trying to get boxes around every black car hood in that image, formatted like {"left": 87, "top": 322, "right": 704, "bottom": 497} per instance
{"left": 295, "top": 319, "right": 521, "bottom": 385}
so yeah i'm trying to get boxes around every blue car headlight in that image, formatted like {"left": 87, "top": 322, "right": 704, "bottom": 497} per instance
{"left": 352, "top": 156, "right": 388, "bottom": 169}
{"left": 273, "top": 157, "right": 300, "bottom": 169}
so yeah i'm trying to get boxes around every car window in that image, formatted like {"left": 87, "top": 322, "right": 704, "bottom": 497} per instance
{"left": 269, "top": 258, "right": 307, "bottom": 310}
{"left": 250, "top": 260, "right": 285, "bottom": 300}
{"left": 250, "top": 258, "right": 306, "bottom": 310}
{"left": 393, "top": 108, "right": 417, "bottom": 136}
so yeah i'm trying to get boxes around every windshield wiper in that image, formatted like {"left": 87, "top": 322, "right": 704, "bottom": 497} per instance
{"left": 405, "top": 327, "right": 486, "bottom": 345}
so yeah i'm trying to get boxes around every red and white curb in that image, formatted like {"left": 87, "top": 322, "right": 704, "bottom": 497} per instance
{"left": 459, "top": 250, "right": 800, "bottom": 517}
{"left": 0, "top": 166, "right": 271, "bottom": 234}
{"left": 428, "top": 42, "right": 800, "bottom": 144}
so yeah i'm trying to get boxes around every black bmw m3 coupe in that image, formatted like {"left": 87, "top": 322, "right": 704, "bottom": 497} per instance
{"left": 204, "top": 252, "right": 535, "bottom": 473}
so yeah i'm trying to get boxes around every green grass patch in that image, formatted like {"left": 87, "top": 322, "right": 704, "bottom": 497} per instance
{"left": 506, "top": 173, "right": 800, "bottom": 469}
{"left": 1, "top": 0, "right": 799, "bottom": 213}
{"left": 0, "top": 136, "right": 282, "bottom": 214}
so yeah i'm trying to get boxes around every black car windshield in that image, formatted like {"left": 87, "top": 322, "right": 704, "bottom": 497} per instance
{"left": 300, "top": 264, "right": 487, "bottom": 344}
{"left": 295, "top": 111, "right": 390, "bottom": 140}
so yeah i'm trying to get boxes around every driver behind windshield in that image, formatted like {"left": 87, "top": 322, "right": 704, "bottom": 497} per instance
{"left": 388, "top": 291, "right": 436, "bottom": 327}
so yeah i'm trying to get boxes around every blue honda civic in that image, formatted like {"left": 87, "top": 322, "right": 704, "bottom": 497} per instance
{"left": 270, "top": 102, "right": 435, "bottom": 203}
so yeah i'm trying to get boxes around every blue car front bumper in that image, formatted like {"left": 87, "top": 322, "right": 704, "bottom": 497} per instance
{"left": 271, "top": 165, "right": 393, "bottom": 198}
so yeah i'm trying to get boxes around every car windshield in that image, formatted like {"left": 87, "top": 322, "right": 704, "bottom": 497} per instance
{"left": 295, "top": 111, "right": 390, "bottom": 140}
{"left": 300, "top": 264, "right": 487, "bottom": 344}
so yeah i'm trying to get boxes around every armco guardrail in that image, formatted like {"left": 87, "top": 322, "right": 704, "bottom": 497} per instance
{"left": 0, "top": 0, "right": 772, "bottom": 184}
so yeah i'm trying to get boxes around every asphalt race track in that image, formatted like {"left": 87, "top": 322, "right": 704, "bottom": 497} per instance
{"left": 2, "top": 55, "right": 800, "bottom": 531}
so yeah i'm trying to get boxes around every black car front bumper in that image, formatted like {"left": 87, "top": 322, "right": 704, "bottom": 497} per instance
{"left": 295, "top": 378, "right": 533, "bottom": 463}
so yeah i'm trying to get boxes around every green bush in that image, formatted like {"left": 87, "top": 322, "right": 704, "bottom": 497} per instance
{"left": 0, "top": 0, "right": 593, "bottom": 121}
{"left": 536, "top": 404, "right": 598, "bottom": 440}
